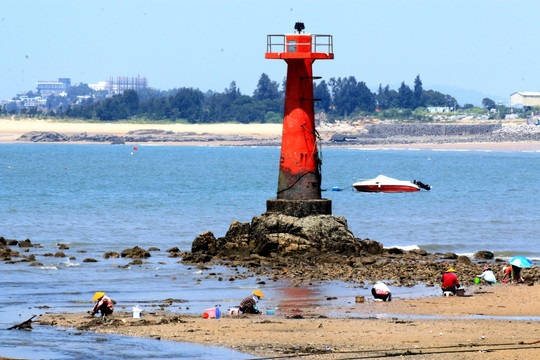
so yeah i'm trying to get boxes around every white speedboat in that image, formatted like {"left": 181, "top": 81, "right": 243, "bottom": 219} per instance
{"left": 353, "top": 175, "right": 430, "bottom": 193}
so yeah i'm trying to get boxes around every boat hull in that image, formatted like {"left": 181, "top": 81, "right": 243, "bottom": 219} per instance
{"left": 353, "top": 184, "right": 420, "bottom": 193}
{"left": 352, "top": 175, "right": 421, "bottom": 193}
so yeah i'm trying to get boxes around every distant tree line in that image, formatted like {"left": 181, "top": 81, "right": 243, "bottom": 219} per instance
{"left": 3, "top": 74, "right": 514, "bottom": 122}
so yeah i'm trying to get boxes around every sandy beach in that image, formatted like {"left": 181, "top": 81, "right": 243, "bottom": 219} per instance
{"left": 37, "top": 284, "right": 539, "bottom": 360}
{"left": 0, "top": 118, "right": 283, "bottom": 144}
{"left": 2, "top": 117, "right": 540, "bottom": 151}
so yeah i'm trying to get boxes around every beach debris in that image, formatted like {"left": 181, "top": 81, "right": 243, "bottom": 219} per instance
{"left": 7, "top": 315, "right": 37, "bottom": 330}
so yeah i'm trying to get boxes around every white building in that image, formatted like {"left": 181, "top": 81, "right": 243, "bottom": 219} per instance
{"left": 510, "top": 92, "right": 540, "bottom": 107}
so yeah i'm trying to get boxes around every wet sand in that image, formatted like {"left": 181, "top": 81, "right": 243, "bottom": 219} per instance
{"left": 38, "top": 284, "right": 540, "bottom": 359}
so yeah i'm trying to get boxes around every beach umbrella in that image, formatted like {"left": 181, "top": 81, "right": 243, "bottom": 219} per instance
{"left": 509, "top": 256, "right": 532, "bottom": 268}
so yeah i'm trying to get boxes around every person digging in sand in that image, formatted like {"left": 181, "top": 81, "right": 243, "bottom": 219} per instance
{"left": 441, "top": 268, "right": 461, "bottom": 296}
{"left": 89, "top": 292, "right": 114, "bottom": 318}
{"left": 239, "top": 290, "right": 264, "bottom": 314}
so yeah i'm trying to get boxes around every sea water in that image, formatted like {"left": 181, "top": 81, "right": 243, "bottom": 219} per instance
{"left": 1, "top": 144, "right": 539, "bottom": 358}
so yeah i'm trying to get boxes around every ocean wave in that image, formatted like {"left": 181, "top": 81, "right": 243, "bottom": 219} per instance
{"left": 384, "top": 244, "right": 420, "bottom": 251}
{"left": 40, "top": 265, "right": 58, "bottom": 270}
{"left": 63, "top": 259, "right": 80, "bottom": 267}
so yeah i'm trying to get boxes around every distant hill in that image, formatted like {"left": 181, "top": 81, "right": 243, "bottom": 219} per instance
{"left": 428, "top": 84, "right": 507, "bottom": 106}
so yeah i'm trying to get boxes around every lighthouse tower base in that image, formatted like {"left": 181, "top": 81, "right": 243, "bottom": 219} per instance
{"left": 266, "top": 199, "right": 332, "bottom": 218}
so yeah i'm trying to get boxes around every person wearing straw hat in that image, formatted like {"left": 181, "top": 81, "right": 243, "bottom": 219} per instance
{"left": 89, "top": 292, "right": 114, "bottom": 318}
{"left": 239, "top": 290, "right": 265, "bottom": 314}
{"left": 441, "top": 268, "right": 461, "bottom": 296}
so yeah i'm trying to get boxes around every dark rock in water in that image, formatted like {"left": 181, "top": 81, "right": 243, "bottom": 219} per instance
{"left": 54, "top": 252, "right": 66, "bottom": 258}
{"left": 166, "top": 247, "right": 180, "bottom": 253}
{"left": 457, "top": 255, "right": 472, "bottom": 264}
{"left": 442, "top": 252, "right": 458, "bottom": 260}
{"left": 29, "top": 261, "right": 43, "bottom": 267}
{"left": 103, "top": 251, "right": 120, "bottom": 259}
{"left": 7, "top": 239, "right": 19, "bottom": 246}
{"left": 83, "top": 258, "right": 98, "bottom": 263}
{"left": 191, "top": 231, "right": 217, "bottom": 255}
{"left": 18, "top": 239, "right": 33, "bottom": 247}
{"left": 0, "top": 237, "right": 6, "bottom": 246}
{"left": 58, "top": 243, "right": 70, "bottom": 250}
{"left": 121, "top": 246, "right": 151, "bottom": 259}
{"left": 148, "top": 247, "right": 160, "bottom": 252}
{"left": 129, "top": 259, "right": 143, "bottom": 265}
{"left": 474, "top": 251, "right": 494, "bottom": 260}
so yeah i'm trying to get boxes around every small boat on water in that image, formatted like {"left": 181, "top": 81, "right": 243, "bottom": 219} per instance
{"left": 353, "top": 175, "right": 431, "bottom": 193}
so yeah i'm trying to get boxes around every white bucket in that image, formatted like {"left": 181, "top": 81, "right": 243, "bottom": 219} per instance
{"left": 228, "top": 308, "right": 239, "bottom": 316}
{"left": 132, "top": 306, "right": 142, "bottom": 318}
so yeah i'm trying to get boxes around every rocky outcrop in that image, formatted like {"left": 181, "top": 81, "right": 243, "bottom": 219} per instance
{"left": 186, "top": 213, "right": 383, "bottom": 263}
{"left": 364, "top": 124, "right": 502, "bottom": 137}
{"left": 16, "top": 130, "right": 281, "bottom": 145}
{"left": 329, "top": 123, "right": 540, "bottom": 145}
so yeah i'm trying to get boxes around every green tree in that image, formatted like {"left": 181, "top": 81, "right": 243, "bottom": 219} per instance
{"left": 397, "top": 82, "right": 415, "bottom": 109}
{"left": 66, "top": 83, "right": 94, "bottom": 102}
{"left": 413, "top": 75, "right": 424, "bottom": 108}
{"left": 314, "top": 80, "right": 331, "bottom": 112}
{"left": 253, "top": 73, "right": 280, "bottom": 101}
{"left": 96, "top": 89, "right": 140, "bottom": 121}
{"left": 329, "top": 76, "right": 376, "bottom": 115}
{"left": 482, "top": 97, "right": 496, "bottom": 109}
{"left": 377, "top": 84, "right": 397, "bottom": 110}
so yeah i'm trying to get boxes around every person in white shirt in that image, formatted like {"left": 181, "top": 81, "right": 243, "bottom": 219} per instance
{"left": 477, "top": 266, "right": 497, "bottom": 285}
{"left": 371, "top": 281, "right": 392, "bottom": 301}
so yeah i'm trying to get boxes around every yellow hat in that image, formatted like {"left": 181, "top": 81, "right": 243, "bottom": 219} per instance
{"left": 93, "top": 292, "right": 105, "bottom": 301}
{"left": 446, "top": 268, "right": 456, "bottom": 273}
{"left": 252, "top": 290, "right": 265, "bottom": 298}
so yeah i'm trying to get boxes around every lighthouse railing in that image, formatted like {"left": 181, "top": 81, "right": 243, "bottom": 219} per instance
{"left": 266, "top": 34, "right": 333, "bottom": 54}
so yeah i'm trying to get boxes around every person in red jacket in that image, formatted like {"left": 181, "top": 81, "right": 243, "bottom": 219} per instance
{"left": 441, "top": 268, "right": 460, "bottom": 295}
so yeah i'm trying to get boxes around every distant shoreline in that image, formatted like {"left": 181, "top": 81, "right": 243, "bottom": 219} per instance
{"left": 1, "top": 118, "right": 540, "bottom": 151}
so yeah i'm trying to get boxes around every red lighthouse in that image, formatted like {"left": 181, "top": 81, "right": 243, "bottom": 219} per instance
{"left": 266, "top": 23, "right": 334, "bottom": 217}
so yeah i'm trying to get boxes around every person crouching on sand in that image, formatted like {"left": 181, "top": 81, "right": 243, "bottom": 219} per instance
{"left": 477, "top": 266, "right": 497, "bottom": 285}
{"left": 371, "top": 281, "right": 392, "bottom": 301}
{"left": 89, "top": 292, "right": 114, "bottom": 317}
{"left": 239, "top": 290, "right": 264, "bottom": 314}
{"left": 441, "top": 268, "right": 461, "bottom": 295}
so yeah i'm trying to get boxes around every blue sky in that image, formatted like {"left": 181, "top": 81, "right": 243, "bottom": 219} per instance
{"left": 2, "top": 0, "right": 539, "bottom": 105}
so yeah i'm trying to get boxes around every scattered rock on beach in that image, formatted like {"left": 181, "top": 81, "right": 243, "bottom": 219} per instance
{"left": 121, "top": 246, "right": 151, "bottom": 259}
{"left": 474, "top": 250, "right": 494, "bottom": 260}
{"left": 18, "top": 239, "right": 33, "bottom": 247}
{"left": 104, "top": 251, "right": 120, "bottom": 259}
